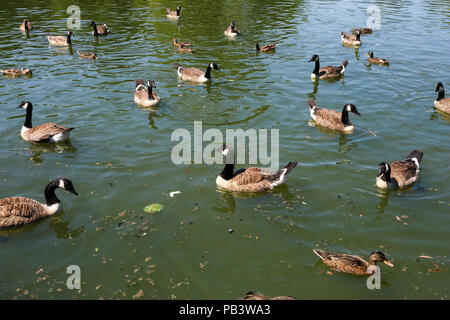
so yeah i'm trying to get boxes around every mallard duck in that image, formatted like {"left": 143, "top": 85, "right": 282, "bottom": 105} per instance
{"left": 174, "top": 62, "right": 220, "bottom": 83}
{"left": 1, "top": 68, "right": 32, "bottom": 76}
{"left": 309, "top": 55, "right": 348, "bottom": 80}
{"left": 77, "top": 51, "right": 97, "bottom": 59}
{"left": 341, "top": 31, "right": 362, "bottom": 46}
{"left": 166, "top": 6, "right": 181, "bottom": 19}
{"left": 366, "top": 51, "right": 389, "bottom": 65}
{"left": 255, "top": 43, "right": 277, "bottom": 52}
{"left": 434, "top": 82, "right": 450, "bottom": 114}
{"left": 216, "top": 144, "right": 297, "bottom": 192}
{"left": 47, "top": 31, "right": 73, "bottom": 46}
{"left": 0, "top": 177, "right": 78, "bottom": 228}
{"left": 90, "top": 21, "right": 109, "bottom": 36}
{"left": 134, "top": 80, "right": 161, "bottom": 107}
{"left": 376, "top": 150, "right": 424, "bottom": 189}
{"left": 352, "top": 27, "right": 372, "bottom": 34}
{"left": 173, "top": 38, "right": 192, "bottom": 48}
{"left": 240, "top": 291, "right": 296, "bottom": 300}
{"left": 224, "top": 21, "right": 240, "bottom": 37}
{"left": 17, "top": 101, "right": 74, "bottom": 143}
{"left": 307, "top": 99, "right": 361, "bottom": 132}
{"left": 19, "top": 19, "right": 33, "bottom": 32}
{"left": 313, "top": 249, "right": 393, "bottom": 276}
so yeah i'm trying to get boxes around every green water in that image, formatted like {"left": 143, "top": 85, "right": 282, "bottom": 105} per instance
{"left": 0, "top": 0, "right": 449, "bottom": 300}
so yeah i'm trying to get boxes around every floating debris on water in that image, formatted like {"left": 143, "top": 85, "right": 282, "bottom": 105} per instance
{"left": 144, "top": 203, "right": 165, "bottom": 214}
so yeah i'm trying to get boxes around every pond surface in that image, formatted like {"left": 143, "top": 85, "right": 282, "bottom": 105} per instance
{"left": 0, "top": 0, "right": 449, "bottom": 299}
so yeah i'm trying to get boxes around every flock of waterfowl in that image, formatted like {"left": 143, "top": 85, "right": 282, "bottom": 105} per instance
{"left": 1, "top": 6, "right": 449, "bottom": 300}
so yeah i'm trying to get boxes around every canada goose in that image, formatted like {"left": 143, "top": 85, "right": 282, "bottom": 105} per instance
{"left": 309, "top": 55, "right": 348, "bottom": 80}
{"left": 90, "top": 21, "right": 110, "bottom": 36}
{"left": 0, "top": 177, "right": 78, "bottom": 228}
{"left": 366, "top": 51, "right": 389, "bottom": 65}
{"left": 19, "top": 19, "right": 33, "bottom": 32}
{"left": 434, "top": 82, "right": 450, "bottom": 114}
{"left": 166, "top": 6, "right": 181, "bottom": 19}
{"left": 17, "top": 101, "right": 74, "bottom": 143}
{"left": 174, "top": 62, "right": 220, "bottom": 83}
{"left": 255, "top": 43, "right": 277, "bottom": 52}
{"left": 224, "top": 21, "right": 240, "bottom": 37}
{"left": 352, "top": 27, "right": 372, "bottom": 34}
{"left": 173, "top": 38, "right": 192, "bottom": 48}
{"left": 134, "top": 79, "right": 161, "bottom": 107}
{"left": 307, "top": 99, "right": 360, "bottom": 132}
{"left": 240, "top": 291, "right": 297, "bottom": 300}
{"left": 376, "top": 150, "right": 424, "bottom": 189}
{"left": 313, "top": 249, "right": 393, "bottom": 276}
{"left": 1, "top": 68, "right": 32, "bottom": 76}
{"left": 77, "top": 51, "right": 97, "bottom": 59}
{"left": 47, "top": 31, "right": 73, "bottom": 46}
{"left": 216, "top": 144, "right": 298, "bottom": 192}
{"left": 341, "top": 31, "right": 362, "bottom": 46}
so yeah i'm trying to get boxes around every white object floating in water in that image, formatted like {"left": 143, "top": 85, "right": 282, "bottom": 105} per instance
{"left": 170, "top": 191, "right": 181, "bottom": 198}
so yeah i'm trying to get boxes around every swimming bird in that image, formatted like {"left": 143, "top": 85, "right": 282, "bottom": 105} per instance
{"left": 352, "top": 27, "right": 372, "bottom": 34}
{"left": 174, "top": 62, "right": 220, "bottom": 83}
{"left": 366, "top": 51, "right": 389, "bottom": 65}
{"left": 47, "top": 31, "right": 73, "bottom": 46}
{"left": 307, "top": 99, "right": 360, "bottom": 132}
{"left": 77, "top": 51, "right": 97, "bottom": 59}
{"left": 376, "top": 150, "right": 424, "bottom": 189}
{"left": 19, "top": 19, "right": 33, "bottom": 32}
{"left": 134, "top": 79, "right": 161, "bottom": 107}
{"left": 255, "top": 43, "right": 277, "bottom": 52}
{"left": 341, "top": 31, "right": 362, "bottom": 46}
{"left": 434, "top": 82, "right": 450, "bottom": 114}
{"left": 90, "top": 21, "right": 109, "bottom": 36}
{"left": 216, "top": 144, "right": 298, "bottom": 192}
{"left": 313, "top": 249, "right": 393, "bottom": 276}
{"left": 166, "top": 6, "right": 181, "bottom": 19}
{"left": 309, "top": 55, "right": 348, "bottom": 80}
{"left": 1, "top": 68, "right": 32, "bottom": 76}
{"left": 0, "top": 177, "right": 78, "bottom": 228}
{"left": 240, "top": 291, "right": 296, "bottom": 300}
{"left": 17, "top": 101, "right": 74, "bottom": 143}
{"left": 224, "top": 21, "right": 240, "bottom": 37}
{"left": 173, "top": 38, "right": 192, "bottom": 48}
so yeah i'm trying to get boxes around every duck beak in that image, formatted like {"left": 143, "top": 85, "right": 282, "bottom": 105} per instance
{"left": 384, "top": 260, "right": 394, "bottom": 267}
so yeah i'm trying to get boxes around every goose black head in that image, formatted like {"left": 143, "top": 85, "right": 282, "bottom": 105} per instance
{"left": 210, "top": 62, "right": 220, "bottom": 71}
{"left": 255, "top": 43, "right": 260, "bottom": 51}
{"left": 435, "top": 82, "right": 444, "bottom": 92}
{"left": 365, "top": 51, "right": 374, "bottom": 58}
{"left": 369, "top": 250, "right": 394, "bottom": 267}
{"left": 217, "top": 143, "right": 233, "bottom": 156}
{"left": 377, "top": 162, "right": 390, "bottom": 178}
{"left": 67, "top": 31, "right": 74, "bottom": 37}
{"left": 17, "top": 100, "right": 32, "bottom": 110}
{"left": 177, "top": 6, "right": 182, "bottom": 10}
{"left": 344, "top": 103, "right": 361, "bottom": 116}
{"left": 56, "top": 177, "right": 78, "bottom": 196}
{"left": 90, "top": 21, "right": 96, "bottom": 27}
{"left": 309, "top": 54, "right": 319, "bottom": 62}
{"left": 147, "top": 80, "right": 156, "bottom": 88}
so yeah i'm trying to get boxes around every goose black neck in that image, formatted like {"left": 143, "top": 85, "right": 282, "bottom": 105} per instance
{"left": 24, "top": 106, "right": 33, "bottom": 128}
{"left": 313, "top": 58, "right": 320, "bottom": 74}
{"left": 341, "top": 107, "right": 352, "bottom": 127}
{"left": 24, "top": 21, "right": 29, "bottom": 31}
{"left": 381, "top": 168, "right": 391, "bottom": 182}
{"left": 255, "top": 43, "right": 260, "bottom": 51}
{"left": 356, "top": 33, "right": 361, "bottom": 41}
{"left": 437, "top": 86, "right": 445, "bottom": 101}
{"left": 369, "top": 52, "right": 374, "bottom": 58}
{"left": 148, "top": 86, "right": 154, "bottom": 100}
{"left": 220, "top": 163, "right": 235, "bottom": 180}
{"left": 92, "top": 24, "right": 98, "bottom": 36}
{"left": 205, "top": 65, "right": 212, "bottom": 79}
{"left": 67, "top": 34, "right": 72, "bottom": 44}
{"left": 44, "top": 181, "right": 61, "bottom": 206}
{"left": 176, "top": 7, "right": 181, "bottom": 15}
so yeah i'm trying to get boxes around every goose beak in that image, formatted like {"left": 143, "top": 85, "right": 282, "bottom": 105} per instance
{"left": 354, "top": 110, "right": 361, "bottom": 116}
{"left": 384, "top": 260, "right": 394, "bottom": 267}
{"left": 308, "top": 57, "right": 314, "bottom": 62}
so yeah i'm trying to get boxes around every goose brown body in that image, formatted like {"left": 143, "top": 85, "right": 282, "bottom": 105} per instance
{"left": 352, "top": 27, "right": 372, "bottom": 34}
{"left": 224, "top": 21, "right": 240, "bottom": 36}
{"left": 166, "top": 6, "right": 181, "bottom": 19}
{"left": 313, "top": 249, "right": 393, "bottom": 276}
{"left": 309, "top": 55, "right": 348, "bottom": 80}
{"left": 19, "top": 19, "right": 33, "bottom": 31}
{"left": 173, "top": 38, "right": 192, "bottom": 48}
{"left": 341, "top": 31, "right": 362, "bottom": 46}
{"left": 134, "top": 79, "right": 160, "bottom": 107}
{"left": 91, "top": 21, "right": 110, "bottom": 36}
{"left": 240, "top": 291, "right": 296, "bottom": 300}
{"left": 77, "top": 51, "right": 97, "bottom": 59}
{"left": 47, "top": 31, "right": 73, "bottom": 46}
{"left": 1, "top": 68, "right": 32, "bottom": 76}
{"left": 307, "top": 99, "right": 360, "bottom": 132}
{"left": 366, "top": 52, "right": 389, "bottom": 65}
{"left": 255, "top": 43, "right": 277, "bottom": 52}
{"left": 174, "top": 62, "right": 220, "bottom": 83}
{"left": 434, "top": 82, "right": 450, "bottom": 114}
{"left": 376, "top": 150, "right": 424, "bottom": 189}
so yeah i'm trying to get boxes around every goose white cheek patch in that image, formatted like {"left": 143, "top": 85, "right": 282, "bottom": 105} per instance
{"left": 59, "top": 180, "right": 65, "bottom": 189}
